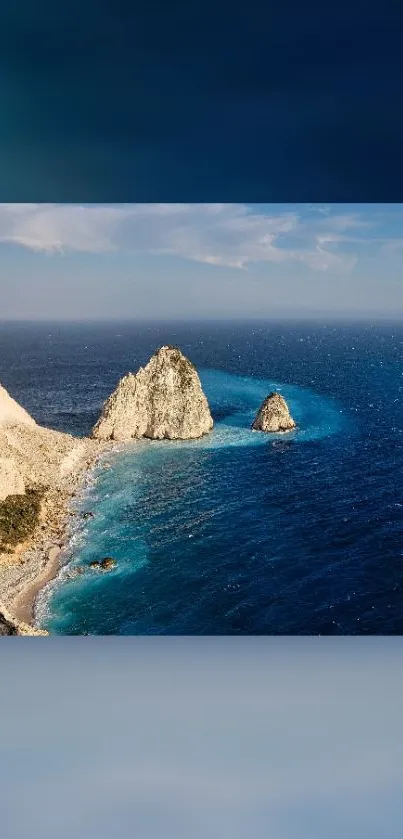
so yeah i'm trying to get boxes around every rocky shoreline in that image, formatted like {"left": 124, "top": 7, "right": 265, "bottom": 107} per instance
{"left": 0, "top": 440, "right": 110, "bottom": 633}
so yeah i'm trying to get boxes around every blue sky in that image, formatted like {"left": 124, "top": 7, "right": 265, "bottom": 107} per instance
{"left": 1, "top": 639, "right": 402, "bottom": 839}
{"left": 0, "top": 203, "right": 402, "bottom": 319}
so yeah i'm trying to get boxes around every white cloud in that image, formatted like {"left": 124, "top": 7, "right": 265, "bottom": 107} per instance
{"left": 0, "top": 203, "right": 134, "bottom": 253}
{"left": 0, "top": 202, "right": 380, "bottom": 272}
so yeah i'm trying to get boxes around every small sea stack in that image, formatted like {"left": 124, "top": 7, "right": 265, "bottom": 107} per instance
{"left": 252, "top": 392, "right": 296, "bottom": 433}
{"left": 92, "top": 345, "right": 214, "bottom": 442}
{"left": 88, "top": 557, "right": 117, "bottom": 572}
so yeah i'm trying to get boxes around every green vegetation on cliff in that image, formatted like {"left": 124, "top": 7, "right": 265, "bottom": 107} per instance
{"left": 0, "top": 487, "right": 45, "bottom": 551}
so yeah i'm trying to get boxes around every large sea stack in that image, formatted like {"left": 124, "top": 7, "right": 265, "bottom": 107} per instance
{"left": 92, "top": 346, "right": 214, "bottom": 442}
{"left": 252, "top": 392, "right": 296, "bottom": 433}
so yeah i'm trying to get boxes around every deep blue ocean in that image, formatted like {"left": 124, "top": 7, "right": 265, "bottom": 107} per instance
{"left": 1, "top": 320, "right": 402, "bottom": 634}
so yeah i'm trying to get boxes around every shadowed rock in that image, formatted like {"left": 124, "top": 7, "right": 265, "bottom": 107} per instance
{"left": 92, "top": 346, "right": 214, "bottom": 442}
{"left": 252, "top": 392, "right": 296, "bottom": 433}
{"left": 0, "top": 602, "right": 48, "bottom": 636}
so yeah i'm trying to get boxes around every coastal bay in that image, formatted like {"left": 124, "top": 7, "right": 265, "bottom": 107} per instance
{"left": 1, "top": 320, "right": 402, "bottom": 635}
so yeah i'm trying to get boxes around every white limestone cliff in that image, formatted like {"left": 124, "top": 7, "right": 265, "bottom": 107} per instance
{"left": 0, "top": 457, "right": 25, "bottom": 501}
{"left": 0, "top": 382, "right": 37, "bottom": 428}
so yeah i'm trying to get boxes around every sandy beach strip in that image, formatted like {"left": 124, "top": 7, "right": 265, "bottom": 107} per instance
{"left": 0, "top": 439, "right": 111, "bottom": 629}
{"left": 10, "top": 545, "right": 63, "bottom": 625}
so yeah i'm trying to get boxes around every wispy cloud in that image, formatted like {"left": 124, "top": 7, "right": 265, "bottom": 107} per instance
{"left": 0, "top": 203, "right": 131, "bottom": 253}
{"left": 0, "top": 203, "right": 392, "bottom": 272}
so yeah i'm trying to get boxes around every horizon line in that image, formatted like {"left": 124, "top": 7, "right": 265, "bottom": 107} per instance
{"left": 0, "top": 314, "right": 402, "bottom": 325}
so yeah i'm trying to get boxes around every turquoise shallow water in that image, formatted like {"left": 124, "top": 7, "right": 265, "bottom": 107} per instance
{"left": 36, "top": 369, "right": 350, "bottom": 634}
